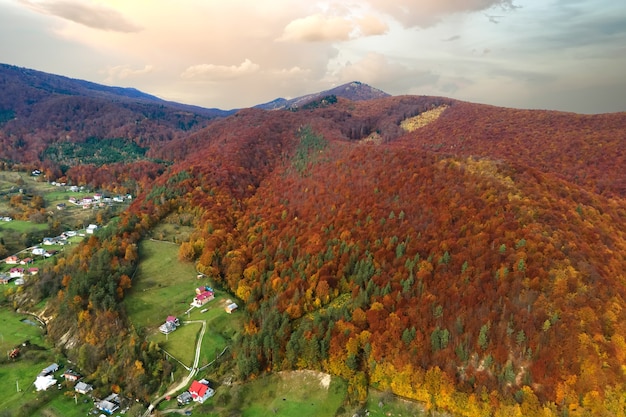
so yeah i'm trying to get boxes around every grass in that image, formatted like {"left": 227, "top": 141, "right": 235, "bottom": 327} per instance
{"left": 0, "top": 308, "right": 48, "bottom": 352}
{"left": 0, "top": 308, "right": 57, "bottom": 416}
{"left": 0, "top": 220, "right": 48, "bottom": 233}
{"left": 123, "top": 239, "right": 198, "bottom": 329}
{"left": 155, "top": 322, "right": 203, "bottom": 368}
{"left": 133, "top": 239, "right": 243, "bottom": 368}
{"left": 238, "top": 371, "right": 347, "bottom": 417}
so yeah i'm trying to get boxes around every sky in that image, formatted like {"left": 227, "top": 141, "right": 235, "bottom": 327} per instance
{"left": 1, "top": 0, "right": 625, "bottom": 114}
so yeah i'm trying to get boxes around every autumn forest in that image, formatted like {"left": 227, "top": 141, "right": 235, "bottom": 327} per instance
{"left": 1, "top": 64, "right": 626, "bottom": 416}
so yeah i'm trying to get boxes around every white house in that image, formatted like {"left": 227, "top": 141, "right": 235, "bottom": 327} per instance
{"left": 75, "top": 381, "right": 93, "bottom": 394}
{"left": 86, "top": 224, "right": 98, "bottom": 234}
{"left": 189, "top": 380, "right": 214, "bottom": 403}
{"left": 32, "top": 247, "right": 46, "bottom": 256}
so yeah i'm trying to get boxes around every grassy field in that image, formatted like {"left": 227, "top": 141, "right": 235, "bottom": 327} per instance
{"left": 0, "top": 308, "right": 56, "bottom": 416}
{"left": 123, "top": 239, "right": 199, "bottom": 329}
{"left": 129, "top": 239, "right": 243, "bottom": 370}
{"left": 234, "top": 371, "right": 347, "bottom": 417}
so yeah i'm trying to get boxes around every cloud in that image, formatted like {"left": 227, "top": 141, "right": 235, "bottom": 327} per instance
{"left": 103, "top": 65, "right": 154, "bottom": 83}
{"left": 331, "top": 52, "right": 438, "bottom": 92}
{"left": 18, "top": 0, "right": 141, "bottom": 32}
{"left": 181, "top": 59, "right": 261, "bottom": 81}
{"left": 365, "top": 0, "right": 516, "bottom": 27}
{"left": 443, "top": 35, "right": 461, "bottom": 42}
{"left": 278, "top": 12, "right": 387, "bottom": 42}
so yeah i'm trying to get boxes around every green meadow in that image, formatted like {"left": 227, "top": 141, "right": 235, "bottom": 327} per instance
{"left": 123, "top": 239, "right": 199, "bottom": 329}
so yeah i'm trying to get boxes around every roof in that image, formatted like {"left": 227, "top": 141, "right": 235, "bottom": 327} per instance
{"left": 166, "top": 315, "right": 177, "bottom": 323}
{"left": 75, "top": 381, "right": 93, "bottom": 392}
{"left": 189, "top": 380, "right": 208, "bottom": 398}
{"left": 195, "top": 290, "right": 214, "bottom": 301}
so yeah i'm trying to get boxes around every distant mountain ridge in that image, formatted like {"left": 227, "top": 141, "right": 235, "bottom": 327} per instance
{"left": 255, "top": 81, "right": 390, "bottom": 110}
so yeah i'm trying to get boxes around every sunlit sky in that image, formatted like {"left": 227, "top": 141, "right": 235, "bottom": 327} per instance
{"left": 1, "top": 0, "right": 625, "bottom": 113}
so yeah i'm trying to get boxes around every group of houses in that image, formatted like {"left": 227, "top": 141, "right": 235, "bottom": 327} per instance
{"left": 68, "top": 192, "right": 131, "bottom": 210}
{"left": 177, "top": 379, "right": 215, "bottom": 405}
{"left": 1, "top": 255, "right": 39, "bottom": 285}
{"left": 33, "top": 362, "right": 95, "bottom": 395}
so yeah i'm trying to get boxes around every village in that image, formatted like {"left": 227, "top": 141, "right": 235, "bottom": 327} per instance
{"left": 2, "top": 272, "right": 240, "bottom": 416}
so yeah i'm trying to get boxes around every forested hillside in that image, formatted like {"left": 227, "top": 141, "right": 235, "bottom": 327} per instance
{"left": 0, "top": 63, "right": 230, "bottom": 166}
{"left": 7, "top": 88, "right": 626, "bottom": 416}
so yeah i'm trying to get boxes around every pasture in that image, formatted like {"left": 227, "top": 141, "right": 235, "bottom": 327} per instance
{"left": 237, "top": 371, "right": 347, "bottom": 417}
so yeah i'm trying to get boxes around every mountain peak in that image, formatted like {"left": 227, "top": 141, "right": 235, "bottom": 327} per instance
{"left": 255, "top": 81, "right": 390, "bottom": 110}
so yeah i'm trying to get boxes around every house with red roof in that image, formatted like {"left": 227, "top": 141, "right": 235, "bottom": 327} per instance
{"left": 188, "top": 380, "right": 214, "bottom": 403}
{"left": 9, "top": 268, "right": 25, "bottom": 278}
{"left": 191, "top": 290, "right": 214, "bottom": 307}
{"left": 5, "top": 255, "right": 19, "bottom": 264}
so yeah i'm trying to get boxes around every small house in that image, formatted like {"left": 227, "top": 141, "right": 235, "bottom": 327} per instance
{"left": 0, "top": 274, "right": 13, "bottom": 285}
{"left": 192, "top": 290, "right": 214, "bottom": 307}
{"left": 159, "top": 321, "right": 177, "bottom": 335}
{"left": 56, "top": 203, "right": 66, "bottom": 210}
{"left": 96, "top": 393, "right": 120, "bottom": 415}
{"left": 5, "top": 255, "right": 19, "bottom": 264}
{"left": 225, "top": 303, "right": 238, "bottom": 314}
{"left": 28, "top": 267, "right": 39, "bottom": 275}
{"left": 75, "top": 381, "right": 93, "bottom": 394}
{"left": 189, "top": 380, "right": 214, "bottom": 403}
{"left": 86, "top": 224, "right": 98, "bottom": 234}
{"left": 40, "top": 363, "right": 59, "bottom": 376}
{"left": 32, "top": 247, "right": 46, "bottom": 256}
{"left": 62, "top": 369, "right": 81, "bottom": 382}
{"left": 69, "top": 186, "right": 79, "bottom": 192}
{"left": 9, "top": 268, "right": 25, "bottom": 278}
{"left": 177, "top": 391, "right": 193, "bottom": 406}
{"left": 20, "top": 258, "right": 33, "bottom": 265}
{"left": 42, "top": 237, "right": 56, "bottom": 245}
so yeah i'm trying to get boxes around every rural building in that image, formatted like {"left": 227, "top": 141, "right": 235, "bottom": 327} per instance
{"left": 4, "top": 255, "right": 19, "bottom": 264}
{"left": 75, "top": 381, "right": 93, "bottom": 394}
{"left": 189, "top": 380, "right": 214, "bottom": 403}
{"left": 40, "top": 363, "right": 59, "bottom": 376}
{"left": 20, "top": 258, "right": 33, "bottom": 265}
{"left": 35, "top": 375, "right": 56, "bottom": 391}
{"left": 42, "top": 237, "right": 57, "bottom": 245}
{"left": 9, "top": 268, "right": 25, "bottom": 278}
{"left": 0, "top": 274, "right": 13, "bottom": 284}
{"left": 159, "top": 321, "right": 176, "bottom": 334}
{"left": 159, "top": 315, "right": 180, "bottom": 334}
{"left": 28, "top": 267, "right": 39, "bottom": 275}
{"left": 96, "top": 393, "right": 120, "bottom": 414}
{"left": 177, "top": 391, "right": 193, "bottom": 405}
{"left": 225, "top": 303, "right": 238, "bottom": 314}
{"left": 192, "top": 290, "right": 214, "bottom": 307}
{"left": 62, "top": 369, "right": 81, "bottom": 382}
{"left": 86, "top": 224, "right": 98, "bottom": 234}
{"left": 32, "top": 247, "right": 46, "bottom": 255}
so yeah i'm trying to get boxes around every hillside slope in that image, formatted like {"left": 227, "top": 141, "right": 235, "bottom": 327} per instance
{"left": 13, "top": 89, "right": 626, "bottom": 416}
{"left": 147, "top": 98, "right": 626, "bottom": 414}
{"left": 0, "top": 63, "right": 231, "bottom": 164}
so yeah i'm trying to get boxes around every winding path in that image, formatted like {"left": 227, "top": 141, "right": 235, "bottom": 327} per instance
{"left": 144, "top": 319, "right": 206, "bottom": 416}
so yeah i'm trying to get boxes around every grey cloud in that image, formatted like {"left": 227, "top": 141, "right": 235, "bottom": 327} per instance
{"left": 443, "top": 35, "right": 461, "bottom": 42}
{"left": 18, "top": 0, "right": 142, "bottom": 32}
